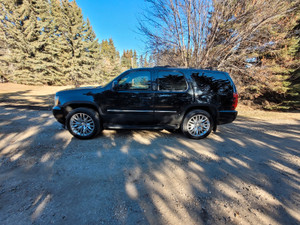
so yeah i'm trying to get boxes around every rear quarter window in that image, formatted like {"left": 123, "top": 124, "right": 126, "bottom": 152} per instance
{"left": 191, "top": 72, "right": 233, "bottom": 95}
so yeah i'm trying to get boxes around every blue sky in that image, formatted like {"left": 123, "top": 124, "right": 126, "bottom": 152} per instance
{"left": 76, "top": 0, "right": 148, "bottom": 56}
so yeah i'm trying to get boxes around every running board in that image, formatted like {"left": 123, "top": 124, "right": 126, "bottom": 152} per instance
{"left": 104, "top": 124, "right": 179, "bottom": 130}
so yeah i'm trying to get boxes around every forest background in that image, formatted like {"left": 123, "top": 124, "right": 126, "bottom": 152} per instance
{"left": 0, "top": 0, "right": 299, "bottom": 110}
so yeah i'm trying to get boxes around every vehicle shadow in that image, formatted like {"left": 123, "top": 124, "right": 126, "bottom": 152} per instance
{"left": 0, "top": 107, "right": 300, "bottom": 224}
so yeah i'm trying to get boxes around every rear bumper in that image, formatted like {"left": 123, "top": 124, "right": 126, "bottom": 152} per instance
{"left": 52, "top": 106, "right": 65, "bottom": 124}
{"left": 218, "top": 110, "right": 237, "bottom": 125}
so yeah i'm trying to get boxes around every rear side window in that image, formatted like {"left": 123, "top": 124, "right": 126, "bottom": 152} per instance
{"left": 157, "top": 71, "right": 187, "bottom": 91}
{"left": 191, "top": 72, "right": 232, "bottom": 95}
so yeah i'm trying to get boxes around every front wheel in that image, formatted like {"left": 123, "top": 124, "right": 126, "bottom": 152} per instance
{"left": 182, "top": 110, "right": 212, "bottom": 139}
{"left": 66, "top": 107, "right": 101, "bottom": 139}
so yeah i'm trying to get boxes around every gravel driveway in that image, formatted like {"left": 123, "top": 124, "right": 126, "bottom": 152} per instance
{"left": 0, "top": 106, "right": 299, "bottom": 225}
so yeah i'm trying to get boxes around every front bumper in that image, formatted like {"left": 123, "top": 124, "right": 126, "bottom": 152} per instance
{"left": 52, "top": 106, "right": 65, "bottom": 124}
{"left": 218, "top": 110, "right": 238, "bottom": 125}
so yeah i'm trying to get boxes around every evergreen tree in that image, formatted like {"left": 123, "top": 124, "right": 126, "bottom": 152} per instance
{"left": 99, "top": 38, "right": 120, "bottom": 82}
{"left": 287, "top": 17, "right": 300, "bottom": 108}
{"left": 2, "top": 0, "right": 57, "bottom": 84}
{"left": 84, "top": 18, "right": 101, "bottom": 84}
{"left": 133, "top": 50, "right": 137, "bottom": 68}
{"left": 143, "top": 53, "right": 149, "bottom": 67}
{"left": 60, "top": 0, "right": 89, "bottom": 86}
{"left": 0, "top": 0, "right": 138, "bottom": 86}
{"left": 256, "top": 12, "right": 300, "bottom": 109}
{"left": 138, "top": 53, "right": 150, "bottom": 68}
{"left": 0, "top": 0, "right": 34, "bottom": 84}
{"left": 27, "top": 0, "right": 54, "bottom": 84}
{"left": 121, "top": 49, "right": 138, "bottom": 69}
{"left": 0, "top": 20, "right": 9, "bottom": 82}
{"left": 139, "top": 55, "right": 144, "bottom": 67}
{"left": 0, "top": 0, "right": 102, "bottom": 85}
{"left": 43, "top": 0, "right": 69, "bottom": 85}
{"left": 121, "top": 50, "right": 131, "bottom": 68}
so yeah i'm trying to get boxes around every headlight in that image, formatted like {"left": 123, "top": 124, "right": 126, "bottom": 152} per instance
{"left": 54, "top": 95, "right": 59, "bottom": 106}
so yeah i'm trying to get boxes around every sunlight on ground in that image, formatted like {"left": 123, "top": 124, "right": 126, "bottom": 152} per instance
{"left": 0, "top": 90, "right": 299, "bottom": 224}
{"left": 31, "top": 194, "right": 52, "bottom": 220}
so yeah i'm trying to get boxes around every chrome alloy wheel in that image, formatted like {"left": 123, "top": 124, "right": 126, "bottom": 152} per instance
{"left": 70, "top": 113, "right": 95, "bottom": 137}
{"left": 187, "top": 114, "right": 210, "bottom": 137}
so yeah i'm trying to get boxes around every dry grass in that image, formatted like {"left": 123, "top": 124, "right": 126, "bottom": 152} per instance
{"left": 237, "top": 105, "right": 300, "bottom": 121}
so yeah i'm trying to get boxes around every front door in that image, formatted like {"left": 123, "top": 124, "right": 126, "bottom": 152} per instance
{"left": 104, "top": 69, "right": 154, "bottom": 125}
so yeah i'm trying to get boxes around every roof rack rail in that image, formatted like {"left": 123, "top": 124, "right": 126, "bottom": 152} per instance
{"left": 153, "top": 65, "right": 172, "bottom": 68}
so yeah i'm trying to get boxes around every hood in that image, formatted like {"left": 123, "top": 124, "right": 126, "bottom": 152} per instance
{"left": 56, "top": 86, "right": 101, "bottom": 95}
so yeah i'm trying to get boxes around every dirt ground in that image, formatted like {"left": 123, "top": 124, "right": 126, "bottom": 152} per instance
{"left": 0, "top": 83, "right": 74, "bottom": 110}
{"left": 0, "top": 83, "right": 300, "bottom": 225}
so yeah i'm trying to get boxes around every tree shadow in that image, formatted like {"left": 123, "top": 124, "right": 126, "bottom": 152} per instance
{"left": 0, "top": 90, "right": 54, "bottom": 110}
{"left": 0, "top": 106, "right": 300, "bottom": 224}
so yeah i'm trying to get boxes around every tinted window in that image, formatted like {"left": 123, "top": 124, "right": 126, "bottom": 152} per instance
{"left": 157, "top": 71, "right": 187, "bottom": 91}
{"left": 118, "top": 71, "right": 151, "bottom": 90}
{"left": 191, "top": 72, "right": 232, "bottom": 94}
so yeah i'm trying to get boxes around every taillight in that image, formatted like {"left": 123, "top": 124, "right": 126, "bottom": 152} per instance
{"left": 232, "top": 93, "right": 238, "bottom": 110}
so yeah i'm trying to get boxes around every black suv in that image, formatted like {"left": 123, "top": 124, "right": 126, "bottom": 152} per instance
{"left": 53, "top": 67, "right": 238, "bottom": 139}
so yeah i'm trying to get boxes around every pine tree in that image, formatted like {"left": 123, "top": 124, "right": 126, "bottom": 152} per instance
{"left": 59, "top": 0, "right": 87, "bottom": 86}
{"left": 99, "top": 38, "right": 120, "bottom": 82}
{"left": 0, "top": 0, "right": 64, "bottom": 85}
{"left": 256, "top": 12, "right": 300, "bottom": 109}
{"left": 0, "top": 0, "right": 33, "bottom": 84}
{"left": 121, "top": 49, "right": 138, "bottom": 70}
{"left": 0, "top": 19, "right": 9, "bottom": 82}
{"left": 139, "top": 55, "right": 144, "bottom": 67}
{"left": 27, "top": 0, "right": 54, "bottom": 84}
{"left": 0, "top": 0, "right": 127, "bottom": 86}
{"left": 48, "top": 0, "right": 101, "bottom": 86}
{"left": 282, "top": 16, "right": 300, "bottom": 109}
{"left": 42, "top": 0, "right": 69, "bottom": 85}
{"left": 121, "top": 50, "right": 131, "bottom": 68}
{"left": 133, "top": 50, "right": 138, "bottom": 68}
{"left": 144, "top": 53, "right": 149, "bottom": 67}
{"left": 84, "top": 18, "right": 101, "bottom": 84}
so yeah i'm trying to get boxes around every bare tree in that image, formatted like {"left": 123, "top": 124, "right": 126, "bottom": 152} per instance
{"left": 139, "top": 0, "right": 299, "bottom": 69}
{"left": 139, "top": 0, "right": 299, "bottom": 103}
{"left": 139, "top": 0, "right": 212, "bottom": 67}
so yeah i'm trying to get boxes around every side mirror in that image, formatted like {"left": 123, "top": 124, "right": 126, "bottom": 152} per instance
{"left": 112, "top": 80, "right": 118, "bottom": 91}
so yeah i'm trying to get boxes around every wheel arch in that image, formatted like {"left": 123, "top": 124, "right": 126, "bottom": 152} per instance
{"left": 63, "top": 101, "right": 102, "bottom": 118}
{"left": 182, "top": 104, "right": 218, "bottom": 131}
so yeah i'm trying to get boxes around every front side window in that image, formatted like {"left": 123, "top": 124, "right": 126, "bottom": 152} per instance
{"left": 157, "top": 71, "right": 187, "bottom": 91}
{"left": 118, "top": 71, "right": 151, "bottom": 90}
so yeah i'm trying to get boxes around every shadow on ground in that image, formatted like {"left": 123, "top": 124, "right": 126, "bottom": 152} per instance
{"left": 0, "top": 107, "right": 299, "bottom": 224}
{"left": 0, "top": 90, "right": 55, "bottom": 110}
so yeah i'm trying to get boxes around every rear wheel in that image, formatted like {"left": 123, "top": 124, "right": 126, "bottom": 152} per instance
{"left": 182, "top": 110, "right": 212, "bottom": 139}
{"left": 66, "top": 107, "right": 101, "bottom": 139}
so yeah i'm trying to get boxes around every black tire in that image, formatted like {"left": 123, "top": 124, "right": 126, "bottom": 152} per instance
{"left": 181, "top": 110, "right": 212, "bottom": 139}
{"left": 66, "top": 107, "right": 101, "bottom": 139}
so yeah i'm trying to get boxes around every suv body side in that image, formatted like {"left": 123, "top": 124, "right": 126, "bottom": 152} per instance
{"left": 53, "top": 67, "right": 237, "bottom": 133}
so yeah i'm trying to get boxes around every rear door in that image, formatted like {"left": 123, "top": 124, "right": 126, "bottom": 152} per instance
{"left": 153, "top": 69, "right": 193, "bottom": 125}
